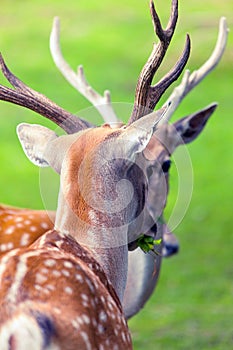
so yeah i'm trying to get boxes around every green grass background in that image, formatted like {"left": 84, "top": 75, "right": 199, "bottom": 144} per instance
{"left": 0, "top": 0, "right": 232, "bottom": 348}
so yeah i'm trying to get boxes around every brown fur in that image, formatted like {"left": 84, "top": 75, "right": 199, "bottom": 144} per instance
{"left": 66, "top": 127, "right": 113, "bottom": 221}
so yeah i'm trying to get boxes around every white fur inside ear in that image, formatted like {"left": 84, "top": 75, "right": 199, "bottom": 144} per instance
{"left": 127, "top": 126, "right": 153, "bottom": 155}
{"left": 122, "top": 105, "right": 171, "bottom": 156}
{"left": 17, "top": 123, "right": 58, "bottom": 167}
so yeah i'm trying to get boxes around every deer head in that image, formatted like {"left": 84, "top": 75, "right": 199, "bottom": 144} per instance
{"left": 16, "top": 104, "right": 170, "bottom": 255}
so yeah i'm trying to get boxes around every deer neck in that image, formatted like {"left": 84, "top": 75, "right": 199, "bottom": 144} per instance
{"left": 54, "top": 181, "right": 129, "bottom": 303}
{"left": 53, "top": 127, "right": 144, "bottom": 302}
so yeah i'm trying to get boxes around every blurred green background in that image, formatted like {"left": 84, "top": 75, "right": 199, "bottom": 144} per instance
{"left": 0, "top": 0, "right": 232, "bottom": 349}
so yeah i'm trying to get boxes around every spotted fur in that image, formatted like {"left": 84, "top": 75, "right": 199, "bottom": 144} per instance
{"left": 0, "top": 231, "right": 131, "bottom": 349}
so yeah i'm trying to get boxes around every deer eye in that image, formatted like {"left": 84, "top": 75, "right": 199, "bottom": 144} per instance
{"left": 162, "top": 160, "right": 171, "bottom": 173}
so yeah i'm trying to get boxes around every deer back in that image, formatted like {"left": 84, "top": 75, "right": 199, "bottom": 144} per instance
{"left": 0, "top": 230, "right": 132, "bottom": 349}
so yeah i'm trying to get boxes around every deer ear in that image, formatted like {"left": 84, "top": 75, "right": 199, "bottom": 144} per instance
{"left": 17, "top": 123, "right": 58, "bottom": 168}
{"left": 121, "top": 106, "right": 170, "bottom": 156}
{"left": 174, "top": 103, "right": 217, "bottom": 144}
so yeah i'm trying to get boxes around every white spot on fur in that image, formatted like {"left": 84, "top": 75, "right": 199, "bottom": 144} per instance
{"left": 80, "top": 331, "right": 92, "bottom": 350}
{"left": 0, "top": 244, "right": 6, "bottom": 252}
{"left": 105, "top": 338, "right": 110, "bottom": 347}
{"left": 53, "top": 307, "right": 61, "bottom": 314}
{"left": 35, "top": 284, "right": 43, "bottom": 291}
{"left": 15, "top": 217, "right": 23, "bottom": 222}
{"left": 121, "top": 331, "right": 126, "bottom": 342}
{"left": 110, "top": 312, "right": 116, "bottom": 320}
{"left": 82, "top": 314, "right": 90, "bottom": 324}
{"left": 72, "top": 319, "right": 80, "bottom": 330}
{"left": 35, "top": 273, "right": 47, "bottom": 284}
{"left": 75, "top": 274, "right": 83, "bottom": 282}
{"left": 100, "top": 295, "right": 106, "bottom": 304}
{"left": 5, "top": 226, "right": 15, "bottom": 235}
{"left": 20, "top": 233, "right": 30, "bottom": 246}
{"left": 97, "top": 324, "right": 104, "bottom": 334}
{"left": 93, "top": 279, "right": 100, "bottom": 290}
{"left": 8, "top": 242, "right": 14, "bottom": 250}
{"left": 63, "top": 261, "right": 73, "bottom": 269}
{"left": 99, "top": 310, "right": 107, "bottom": 323}
{"left": 107, "top": 297, "right": 114, "bottom": 311}
{"left": 85, "top": 278, "right": 95, "bottom": 292}
{"left": 126, "top": 332, "right": 131, "bottom": 343}
{"left": 92, "top": 318, "right": 97, "bottom": 327}
{"left": 40, "top": 222, "right": 49, "bottom": 230}
{"left": 24, "top": 220, "right": 31, "bottom": 225}
{"left": 81, "top": 293, "right": 89, "bottom": 301}
{"left": 64, "top": 286, "right": 73, "bottom": 295}
{"left": 52, "top": 270, "right": 61, "bottom": 277}
{"left": 61, "top": 269, "right": 70, "bottom": 277}
{"left": 44, "top": 259, "right": 56, "bottom": 267}
{"left": 82, "top": 301, "right": 89, "bottom": 308}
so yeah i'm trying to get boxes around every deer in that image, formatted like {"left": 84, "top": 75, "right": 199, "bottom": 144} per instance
{"left": 0, "top": 0, "right": 228, "bottom": 328}
{"left": 0, "top": 73, "right": 182, "bottom": 350}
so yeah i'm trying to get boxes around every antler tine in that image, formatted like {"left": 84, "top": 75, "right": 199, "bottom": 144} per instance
{"left": 0, "top": 53, "right": 92, "bottom": 133}
{"left": 128, "top": 0, "right": 190, "bottom": 125}
{"left": 160, "top": 16, "right": 229, "bottom": 124}
{"left": 50, "top": 17, "right": 119, "bottom": 124}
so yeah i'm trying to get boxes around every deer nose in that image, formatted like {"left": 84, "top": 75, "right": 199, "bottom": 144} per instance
{"left": 162, "top": 243, "right": 179, "bottom": 257}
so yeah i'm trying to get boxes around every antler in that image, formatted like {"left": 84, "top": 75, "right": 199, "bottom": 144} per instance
{"left": 128, "top": 0, "right": 191, "bottom": 125}
{"left": 0, "top": 54, "right": 93, "bottom": 134}
{"left": 159, "top": 16, "right": 229, "bottom": 124}
{"left": 50, "top": 17, "right": 119, "bottom": 124}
